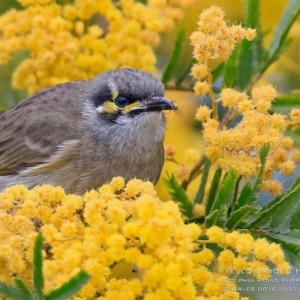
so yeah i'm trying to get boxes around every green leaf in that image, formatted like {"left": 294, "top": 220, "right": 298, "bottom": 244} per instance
{"left": 162, "top": 30, "right": 185, "bottom": 85}
{"left": 205, "top": 209, "right": 227, "bottom": 228}
{"left": 252, "top": 143, "right": 270, "bottom": 194}
{"left": 233, "top": 144, "right": 270, "bottom": 212}
{"left": 272, "top": 93, "right": 300, "bottom": 115}
{"left": 194, "top": 158, "right": 211, "bottom": 204}
{"left": 236, "top": 0, "right": 266, "bottom": 91}
{"left": 265, "top": 232, "right": 300, "bottom": 246}
{"left": 248, "top": 176, "right": 300, "bottom": 229}
{"left": 265, "top": 232, "right": 300, "bottom": 266}
{"left": 290, "top": 210, "right": 300, "bottom": 230}
{"left": 233, "top": 182, "right": 253, "bottom": 211}
{"left": 210, "top": 170, "right": 239, "bottom": 212}
{"left": 14, "top": 279, "right": 31, "bottom": 296}
{"left": 226, "top": 205, "right": 259, "bottom": 230}
{"left": 0, "top": 282, "right": 30, "bottom": 300}
{"left": 270, "top": 176, "right": 300, "bottom": 229}
{"left": 45, "top": 270, "right": 90, "bottom": 300}
{"left": 259, "top": 0, "right": 300, "bottom": 76}
{"left": 287, "top": 229, "right": 300, "bottom": 239}
{"left": 205, "top": 170, "right": 239, "bottom": 228}
{"left": 33, "top": 233, "right": 44, "bottom": 299}
{"left": 282, "top": 247, "right": 300, "bottom": 267}
{"left": 223, "top": 45, "right": 240, "bottom": 87}
{"left": 211, "top": 63, "right": 225, "bottom": 82}
{"left": 175, "top": 59, "right": 194, "bottom": 87}
{"left": 165, "top": 174, "right": 194, "bottom": 218}
{"left": 268, "top": 0, "right": 300, "bottom": 63}
{"left": 184, "top": 216, "right": 205, "bottom": 224}
{"left": 206, "top": 167, "right": 222, "bottom": 215}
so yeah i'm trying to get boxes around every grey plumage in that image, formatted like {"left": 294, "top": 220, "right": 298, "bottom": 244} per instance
{"left": 0, "top": 68, "right": 177, "bottom": 194}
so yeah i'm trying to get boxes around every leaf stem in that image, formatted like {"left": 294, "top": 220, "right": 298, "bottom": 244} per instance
{"left": 207, "top": 72, "right": 218, "bottom": 120}
{"left": 181, "top": 154, "right": 206, "bottom": 190}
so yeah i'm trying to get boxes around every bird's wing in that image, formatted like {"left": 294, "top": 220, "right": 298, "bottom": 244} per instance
{"left": 0, "top": 84, "right": 82, "bottom": 175}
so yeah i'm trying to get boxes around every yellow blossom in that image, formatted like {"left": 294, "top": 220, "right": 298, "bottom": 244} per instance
{"left": 204, "top": 146, "right": 222, "bottom": 161}
{"left": 193, "top": 81, "right": 210, "bottom": 96}
{"left": 276, "top": 261, "right": 291, "bottom": 274}
{"left": 218, "top": 249, "right": 235, "bottom": 271}
{"left": 203, "top": 281, "right": 222, "bottom": 297}
{"left": 193, "top": 204, "right": 206, "bottom": 217}
{"left": 191, "top": 266, "right": 213, "bottom": 286}
{"left": 207, "top": 226, "right": 226, "bottom": 245}
{"left": 268, "top": 243, "right": 285, "bottom": 264}
{"left": 232, "top": 256, "right": 248, "bottom": 270}
{"left": 248, "top": 261, "right": 271, "bottom": 279}
{"left": 290, "top": 108, "right": 300, "bottom": 124}
{"left": 235, "top": 234, "right": 253, "bottom": 255}
{"left": 190, "top": 6, "right": 295, "bottom": 187}
{"left": 193, "top": 248, "right": 215, "bottom": 265}
{"left": 0, "top": 180, "right": 197, "bottom": 296}
{"left": 109, "top": 177, "right": 125, "bottom": 191}
{"left": 164, "top": 144, "right": 176, "bottom": 158}
{"left": 261, "top": 180, "right": 283, "bottom": 195}
{"left": 222, "top": 291, "right": 240, "bottom": 300}
{"left": 200, "top": 84, "right": 292, "bottom": 181}
{"left": 191, "top": 63, "right": 209, "bottom": 80}
{"left": 175, "top": 165, "right": 190, "bottom": 181}
{"left": 195, "top": 105, "right": 212, "bottom": 122}
{"left": 253, "top": 238, "right": 270, "bottom": 260}
{"left": 252, "top": 84, "right": 277, "bottom": 103}
{"left": 291, "top": 149, "right": 300, "bottom": 162}
{"left": 281, "top": 136, "right": 294, "bottom": 149}
{"left": 185, "top": 148, "right": 201, "bottom": 164}
{"left": 191, "top": 6, "right": 255, "bottom": 63}
{"left": 124, "top": 179, "right": 142, "bottom": 197}
{"left": 220, "top": 88, "right": 248, "bottom": 109}
{"left": 279, "top": 160, "right": 295, "bottom": 175}
{"left": 0, "top": 0, "right": 193, "bottom": 92}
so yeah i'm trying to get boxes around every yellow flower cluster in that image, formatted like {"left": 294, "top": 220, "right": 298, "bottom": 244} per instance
{"left": 206, "top": 226, "right": 290, "bottom": 281}
{"left": 188, "top": 6, "right": 296, "bottom": 195}
{"left": 197, "top": 85, "right": 294, "bottom": 194}
{"left": 0, "top": 0, "right": 193, "bottom": 93}
{"left": 0, "top": 180, "right": 201, "bottom": 299}
{"left": 0, "top": 181, "right": 290, "bottom": 300}
{"left": 190, "top": 6, "right": 256, "bottom": 96}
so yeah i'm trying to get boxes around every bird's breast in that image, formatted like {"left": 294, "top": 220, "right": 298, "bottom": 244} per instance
{"left": 91, "top": 112, "right": 167, "bottom": 184}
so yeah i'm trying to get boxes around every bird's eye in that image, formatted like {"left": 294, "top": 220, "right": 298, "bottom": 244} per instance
{"left": 115, "top": 96, "right": 129, "bottom": 108}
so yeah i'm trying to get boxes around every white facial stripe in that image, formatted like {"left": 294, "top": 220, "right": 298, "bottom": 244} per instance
{"left": 96, "top": 105, "right": 104, "bottom": 113}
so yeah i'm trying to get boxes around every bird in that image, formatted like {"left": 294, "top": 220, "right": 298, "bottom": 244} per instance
{"left": 0, "top": 68, "right": 177, "bottom": 195}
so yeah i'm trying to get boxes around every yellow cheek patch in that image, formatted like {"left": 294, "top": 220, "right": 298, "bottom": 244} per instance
{"left": 100, "top": 100, "right": 140, "bottom": 115}
{"left": 120, "top": 102, "right": 139, "bottom": 114}
{"left": 102, "top": 101, "right": 118, "bottom": 114}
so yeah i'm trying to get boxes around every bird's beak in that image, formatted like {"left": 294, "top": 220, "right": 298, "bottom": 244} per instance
{"left": 130, "top": 96, "right": 177, "bottom": 115}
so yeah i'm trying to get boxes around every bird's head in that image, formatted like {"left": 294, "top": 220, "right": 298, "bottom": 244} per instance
{"left": 89, "top": 68, "right": 177, "bottom": 123}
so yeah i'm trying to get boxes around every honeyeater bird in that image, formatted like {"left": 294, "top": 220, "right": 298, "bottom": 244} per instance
{"left": 0, "top": 68, "right": 177, "bottom": 194}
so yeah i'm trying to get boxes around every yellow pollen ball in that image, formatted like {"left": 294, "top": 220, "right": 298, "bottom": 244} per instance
{"left": 195, "top": 105, "right": 212, "bottom": 122}
{"left": 191, "top": 63, "right": 209, "bottom": 80}
{"left": 193, "top": 81, "right": 210, "bottom": 96}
